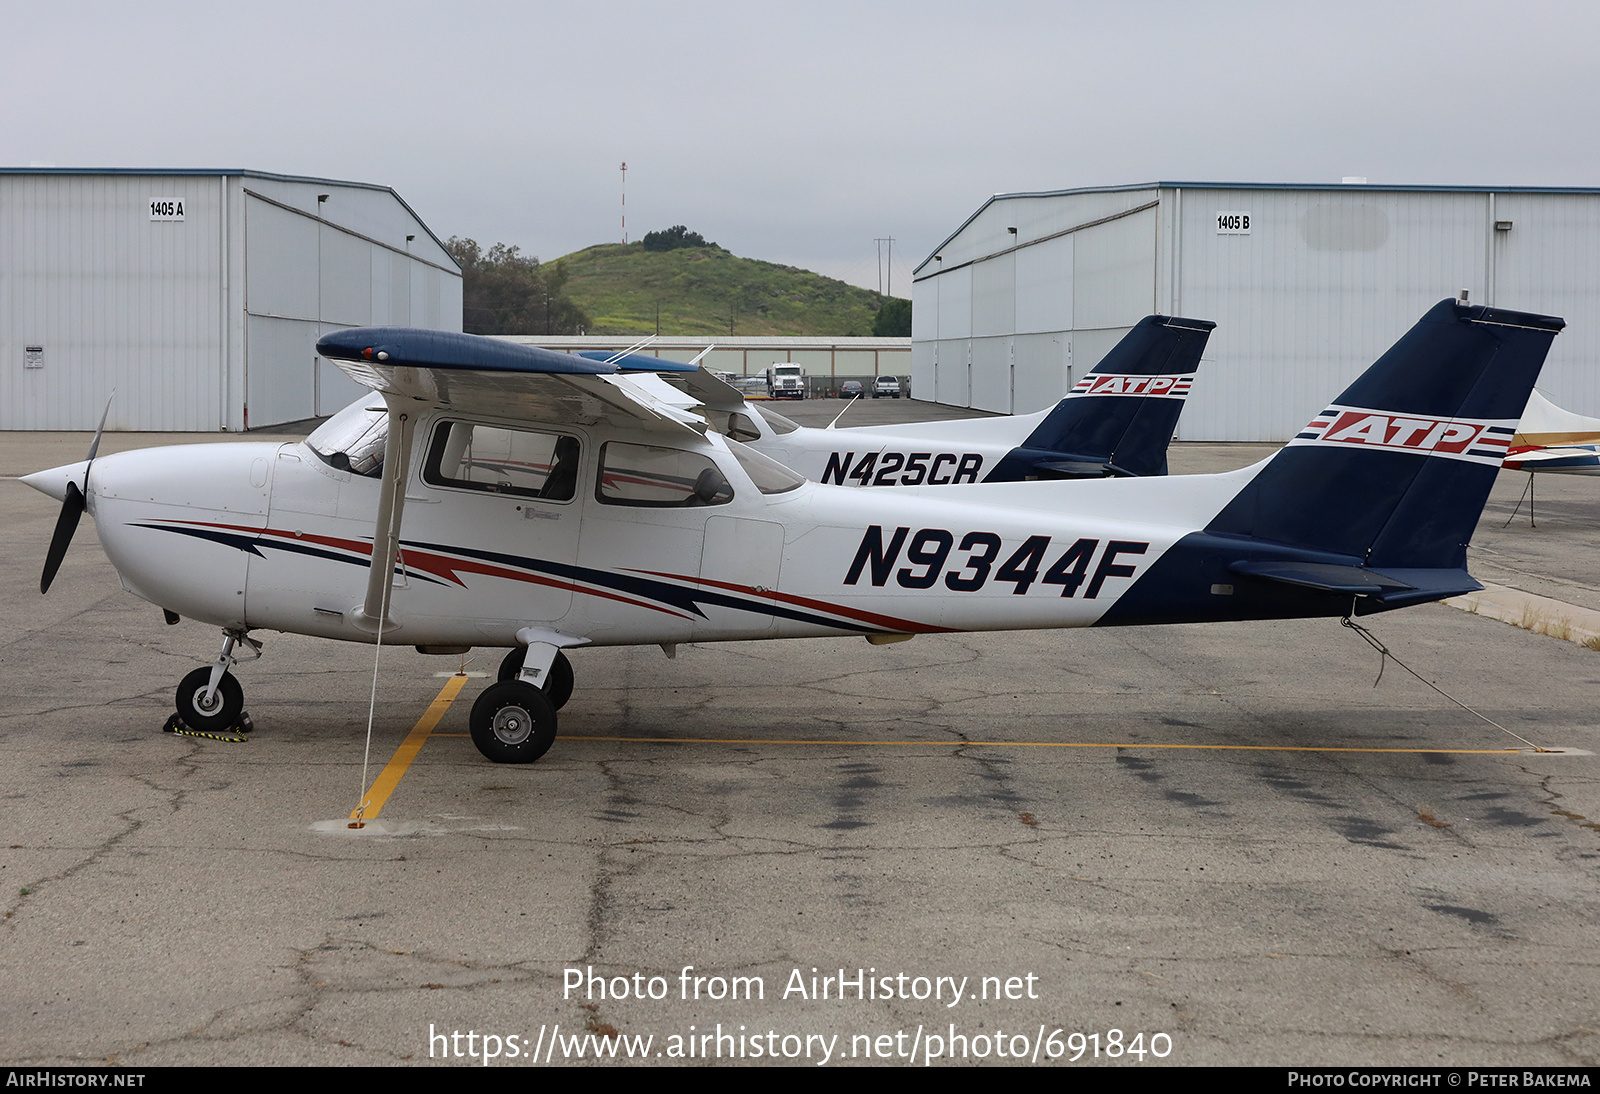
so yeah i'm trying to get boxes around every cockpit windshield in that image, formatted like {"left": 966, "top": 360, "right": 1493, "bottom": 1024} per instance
{"left": 306, "top": 397, "right": 387, "bottom": 477}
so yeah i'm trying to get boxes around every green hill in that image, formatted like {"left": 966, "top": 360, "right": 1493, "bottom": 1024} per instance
{"left": 554, "top": 241, "right": 896, "bottom": 337}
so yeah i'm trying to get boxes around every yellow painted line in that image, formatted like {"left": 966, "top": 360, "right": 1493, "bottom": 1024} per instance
{"left": 433, "top": 733, "right": 1522, "bottom": 754}
{"left": 351, "top": 673, "right": 469, "bottom": 820}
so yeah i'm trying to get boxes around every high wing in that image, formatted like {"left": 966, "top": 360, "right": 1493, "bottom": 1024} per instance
{"left": 318, "top": 328, "right": 707, "bottom": 436}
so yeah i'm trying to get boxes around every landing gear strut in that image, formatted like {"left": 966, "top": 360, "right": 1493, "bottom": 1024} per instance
{"left": 496, "top": 647, "right": 574, "bottom": 710}
{"left": 173, "top": 630, "right": 260, "bottom": 732}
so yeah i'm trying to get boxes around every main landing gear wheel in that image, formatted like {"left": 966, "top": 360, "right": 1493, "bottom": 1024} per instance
{"left": 470, "top": 681, "right": 558, "bottom": 763}
{"left": 175, "top": 666, "right": 244, "bottom": 732}
{"left": 496, "top": 648, "right": 574, "bottom": 711}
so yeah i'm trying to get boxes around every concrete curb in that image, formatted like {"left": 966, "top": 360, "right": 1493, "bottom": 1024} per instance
{"left": 1444, "top": 582, "right": 1600, "bottom": 649}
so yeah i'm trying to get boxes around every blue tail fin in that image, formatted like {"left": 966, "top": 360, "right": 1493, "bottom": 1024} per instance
{"left": 1207, "top": 299, "right": 1562, "bottom": 569}
{"left": 1098, "top": 300, "right": 1562, "bottom": 627}
{"left": 986, "top": 315, "right": 1214, "bottom": 480}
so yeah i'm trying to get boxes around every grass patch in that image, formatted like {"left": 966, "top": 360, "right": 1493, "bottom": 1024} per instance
{"left": 554, "top": 243, "right": 891, "bottom": 337}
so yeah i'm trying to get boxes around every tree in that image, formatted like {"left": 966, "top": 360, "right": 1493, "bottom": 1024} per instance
{"left": 445, "top": 237, "right": 591, "bottom": 335}
{"left": 872, "top": 297, "right": 911, "bottom": 337}
{"left": 641, "top": 225, "right": 718, "bottom": 252}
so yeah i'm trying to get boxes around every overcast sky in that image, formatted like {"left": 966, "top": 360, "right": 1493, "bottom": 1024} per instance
{"left": 7, "top": 1, "right": 1600, "bottom": 291}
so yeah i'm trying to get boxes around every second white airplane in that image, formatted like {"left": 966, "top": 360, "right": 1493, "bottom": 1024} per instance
{"left": 587, "top": 314, "right": 1215, "bottom": 486}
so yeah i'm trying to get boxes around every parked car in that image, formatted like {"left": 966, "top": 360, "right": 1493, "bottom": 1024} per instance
{"left": 873, "top": 375, "right": 902, "bottom": 399}
{"left": 840, "top": 380, "right": 864, "bottom": 399}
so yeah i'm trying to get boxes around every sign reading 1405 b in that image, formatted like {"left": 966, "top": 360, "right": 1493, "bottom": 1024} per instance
{"left": 149, "top": 198, "right": 185, "bottom": 221}
{"left": 1216, "top": 211, "right": 1251, "bottom": 235}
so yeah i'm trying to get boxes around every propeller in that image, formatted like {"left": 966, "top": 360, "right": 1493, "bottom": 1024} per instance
{"left": 40, "top": 393, "right": 113, "bottom": 595}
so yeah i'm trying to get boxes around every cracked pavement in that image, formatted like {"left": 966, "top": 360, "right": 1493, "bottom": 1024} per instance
{"left": 0, "top": 418, "right": 1596, "bottom": 1066}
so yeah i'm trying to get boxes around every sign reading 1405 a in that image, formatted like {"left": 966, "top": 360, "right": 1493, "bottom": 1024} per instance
{"left": 149, "top": 198, "right": 185, "bottom": 221}
{"left": 1216, "top": 211, "right": 1251, "bottom": 234}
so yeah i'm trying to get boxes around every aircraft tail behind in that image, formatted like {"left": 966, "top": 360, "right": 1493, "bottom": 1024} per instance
{"left": 1100, "top": 299, "right": 1562, "bottom": 625}
{"left": 987, "top": 315, "right": 1214, "bottom": 480}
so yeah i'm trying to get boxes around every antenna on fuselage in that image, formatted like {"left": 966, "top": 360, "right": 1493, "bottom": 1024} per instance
{"left": 826, "top": 396, "right": 858, "bottom": 431}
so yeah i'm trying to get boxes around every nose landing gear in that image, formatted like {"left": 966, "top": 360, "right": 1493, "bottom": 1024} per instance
{"left": 173, "top": 630, "right": 262, "bottom": 733}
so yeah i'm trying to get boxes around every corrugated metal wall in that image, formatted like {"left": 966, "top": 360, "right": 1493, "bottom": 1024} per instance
{"left": 915, "top": 184, "right": 1600, "bottom": 440}
{"left": 0, "top": 174, "right": 224, "bottom": 430}
{"left": 0, "top": 171, "right": 462, "bottom": 431}
{"left": 241, "top": 181, "right": 462, "bottom": 429}
{"left": 1486, "top": 193, "right": 1600, "bottom": 419}
{"left": 1173, "top": 187, "right": 1494, "bottom": 440}
{"left": 914, "top": 188, "right": 1157, "bottom": 414}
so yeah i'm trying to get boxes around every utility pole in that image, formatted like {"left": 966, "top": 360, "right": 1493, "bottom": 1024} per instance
{"left": 620, "top": 162, "right": 628, "bottom": 244}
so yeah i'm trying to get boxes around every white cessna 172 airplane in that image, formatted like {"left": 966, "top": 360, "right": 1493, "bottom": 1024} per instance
{"left": 590, "top": 313, "right": 1215, "bottom": 485}
{"left": 23, "top": 299, "right": 1562, "bottom": 764}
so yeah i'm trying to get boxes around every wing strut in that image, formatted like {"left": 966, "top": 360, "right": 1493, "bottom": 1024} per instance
{"left": 354, "top": 405, "right": 417, "bottom": 632}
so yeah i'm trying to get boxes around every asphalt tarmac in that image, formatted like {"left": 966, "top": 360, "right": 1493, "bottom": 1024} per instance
{"left": 1, "top": 402, "right": 1596, "bottom": 1067}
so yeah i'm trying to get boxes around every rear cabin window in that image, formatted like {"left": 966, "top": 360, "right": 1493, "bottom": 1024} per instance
{"left": 423, "top": 421, "right": 581, "bottom": 502}
{"left": 597, "top": 442, "right": 733, "bottom": 507}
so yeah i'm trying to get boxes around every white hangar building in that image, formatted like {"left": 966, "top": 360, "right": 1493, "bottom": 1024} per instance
{"left": 0, "top": 168, "right": 461, "bottom": 431}
{"left": 911, "top": 182, "right": 1600, "bottom": 441}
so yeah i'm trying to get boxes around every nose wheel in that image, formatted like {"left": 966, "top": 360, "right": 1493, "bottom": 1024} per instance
{"left": 470, "top": 681, "right": 557, "bottom": 763}
{"left": 173, "top": 629, "right": 260, "bottom": 733}
{"left": 175, "top": 666, "right": 244, "bottom": 732}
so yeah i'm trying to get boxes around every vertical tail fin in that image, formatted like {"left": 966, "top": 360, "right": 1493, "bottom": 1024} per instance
{"left": 991, "top": 315, "right": 1214, "bottom": 479}
{"left": 1207, "top": 299, "right": 1563, "bottom": 569}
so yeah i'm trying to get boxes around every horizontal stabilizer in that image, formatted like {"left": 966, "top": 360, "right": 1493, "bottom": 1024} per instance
{"left": 1030, "top": 457, "right": 1111, "bottom": 477}
{"left": 1231, "top": 561, "right": 1481, "bottom": 610}
{"left": 1229, "top": 561, "right": 1415, "bottom": 596}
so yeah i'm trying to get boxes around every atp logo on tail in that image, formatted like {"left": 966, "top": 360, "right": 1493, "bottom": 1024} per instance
{"left": 1070, "top": 374, "right": 1193, "bottom": 398}
{"left": 1292, "top": 405, "right": 1515, "bottom": 466}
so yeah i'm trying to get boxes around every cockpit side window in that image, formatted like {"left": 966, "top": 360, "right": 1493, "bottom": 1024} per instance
{"left": 597, "top": 442, "right": 733, "bottom": 507}
{"left": 423, "top": 421, "right": 581, "bottom": 501}
{"left": 726, "top": 412, "right": 763, "bottom": 442}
